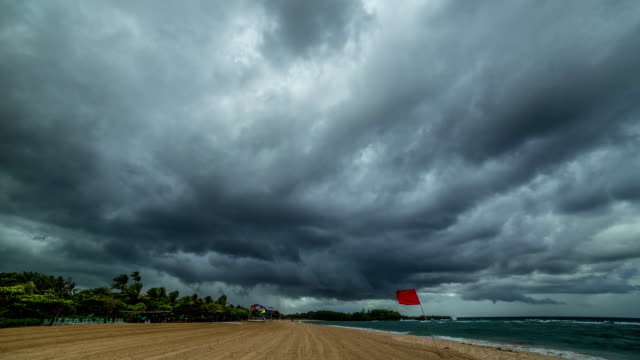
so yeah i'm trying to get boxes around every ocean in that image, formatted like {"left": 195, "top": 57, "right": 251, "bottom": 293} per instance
{"left": 306, "top": 317, "right": 640, "bottom": 360}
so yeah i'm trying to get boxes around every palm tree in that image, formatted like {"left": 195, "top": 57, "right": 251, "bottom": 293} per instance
{"left": 23, "top": 281, "right": 36, "bottom": 295}
{"left": 111, "top": 274, "right": 129, "bottom": 293}
{"left": 168, "top": 291, "right": 179, "bottom": 304}
{"left": 18, "top": 272, "right": 45, "bottom": 292}
{"left": 56, "top": 277, "right": 75, "bottom": 297}
{"left": 216, "top": 294, "right": 227, "bottom": 307}
{"left": 127, "top": 282, "right": 143, "bottom": 300}
{"left": 89, "top": 287, "right": 112, "bottom": 296}
{"left": 130, "top": 271, "right": 141, "bottom": 283}
{"left": 146, "top": 287, "right": 167, "bottom": 300}
{"left": 18, "top": 271, "right": 43, "bottom": 283}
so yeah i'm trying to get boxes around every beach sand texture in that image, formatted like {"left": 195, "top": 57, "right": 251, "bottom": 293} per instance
{"left": 0, "top": 321, "right": 560, "bottom": 360}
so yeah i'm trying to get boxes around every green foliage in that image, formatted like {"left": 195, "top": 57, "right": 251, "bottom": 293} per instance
{"left": 228, "top": 307, "right": 249, "bottom": 319}
{"left": 297, "top": 310, "right": 351, "bottom": 321}
{"left": 16, "top": 293, "right": 72, "bottom": 306}
{"left": 0, "top": 286, "right": 25, "bottom": 317}
{"left": 146, "top": 287, "right": 167, "bottom": 299}
{"left": 168, "top": 290, "right": 179, "bottom": 304}
{"left": 128, "top": 302, "right": 147, "bottom": 312}
{"left": 23, "top": 281, "right": 36, "bottom": 295}
{"left": 156, "top": 303, "right": 172, "bottom": 311}
{"left": 203, "top": 302, "right": 224, "bottom": 314}
{"left": 368, "top": 309, "right": 402, "bottom": 321}
{"left": 6, "top": 293, "right": 74, "bottom": 322}
{"left": 127, "top": 282, "right": 144, "bottom": 300}
{"left": 1, "top": 271, "right": 250, "bottom": 325}
{"left": 111, "top": 274, "right": 129, "bottom": 293}
{"left": 0, "top": 285, "right": 25, "bottom": 296}
{"left": 0, "top": 317, "right": 42, "bottom": 328}
{"left": 86, "top": 287, "right": 112, "bottom": 296}
{"left": 0, "top": 272, "right": 74, "bottom": 296}
{"left": 288, "top": 309, "right": 402, "bottom": 321}
{"left": 216, "top": 294, "right": 227, "bottom": 307}
{"left": 75, "top": 294, "right": 125, "bottom": 316}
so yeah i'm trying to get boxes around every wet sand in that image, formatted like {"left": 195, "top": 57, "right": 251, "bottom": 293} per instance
{"left": 0, "top": 321, "right": 561, "bottom": 359}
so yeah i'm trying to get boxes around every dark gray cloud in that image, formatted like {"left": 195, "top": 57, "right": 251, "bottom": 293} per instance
{"left": 261, "top": 0, "right": 369, "bottom": 61}
{"left": 1, "top": 0, "right": 640, "bottom": 314}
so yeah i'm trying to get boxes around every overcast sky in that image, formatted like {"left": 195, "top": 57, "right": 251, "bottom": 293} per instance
{"left": 1, "top": 0, "right": 639, "bottom": 317}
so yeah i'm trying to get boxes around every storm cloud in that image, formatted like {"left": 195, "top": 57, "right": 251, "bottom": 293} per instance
{"left": 1, "top": 0, "right": 639, "bottom": 315}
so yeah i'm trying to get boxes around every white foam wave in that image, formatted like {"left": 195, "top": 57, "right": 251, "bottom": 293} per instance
{"left": 314, "top": 322, "right": 620, "bottom": 360}
{"left": 453, "top": 320, "right": 490, "bottom": 323}
{"left": 526, "top": 320, "right": 606, "bottom": 325}
{"left": 434, "top": 335, "right": 607, "bottom": 360}
{"left": 533, "top": 319, "right": 640, "bottom": 326}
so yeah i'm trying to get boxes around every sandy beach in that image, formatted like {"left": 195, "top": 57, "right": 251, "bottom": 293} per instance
{"left": 0, "top": 321, "right": 563, "bottom": 360}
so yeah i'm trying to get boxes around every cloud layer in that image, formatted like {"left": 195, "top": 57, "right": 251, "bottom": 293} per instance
{"left": 1, "top": 0, "right": 639, "bottom": 314}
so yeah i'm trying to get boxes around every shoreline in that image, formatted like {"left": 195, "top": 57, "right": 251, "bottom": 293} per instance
{"left": 433, "top": 336, "right": 605, "bottom": 360}
{"left": 312, "top": 322, "right": 603, "bottom": 360}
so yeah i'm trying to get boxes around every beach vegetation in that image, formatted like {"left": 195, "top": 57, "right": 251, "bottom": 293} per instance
{"left": 0, "top": 271, "right": 250, "bottom": 327}
{"left": 289, "top": 309, "right": 404, "bottom": 321}
{"left": 110, "top": 274, "right": 129, "bottom": 293}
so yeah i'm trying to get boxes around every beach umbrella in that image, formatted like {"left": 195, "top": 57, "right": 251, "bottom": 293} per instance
{"left": 267, "top": 307, "right": 280, "bottom": 320}
{"left": 249, "top": 304, "right": 267, "bottom": 320}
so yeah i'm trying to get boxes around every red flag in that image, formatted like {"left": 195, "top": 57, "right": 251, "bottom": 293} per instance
{"left": 396, "top": 289, "right": 421, "bottom": 305}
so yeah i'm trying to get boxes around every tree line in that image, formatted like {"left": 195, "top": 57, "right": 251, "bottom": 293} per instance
{"left": 288, "top": 309, "right": 404, "bottom": 321}
{"left": 1, "top": 271, "right": 447, "bottom": 328}
{"left": 0, "top": 271, "right": 249, "bottom": 328}
{"left": 287, "top": 310, "right": 451, "bottom": 321}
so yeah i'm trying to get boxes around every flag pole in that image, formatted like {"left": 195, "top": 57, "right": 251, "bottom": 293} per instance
{"left": 417, "top": 299, "right": 443, "bottom": 358}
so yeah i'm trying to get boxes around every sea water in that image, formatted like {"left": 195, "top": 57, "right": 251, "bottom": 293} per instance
{"left": 307, "top": 317, "right": 640, "bottom": 360}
